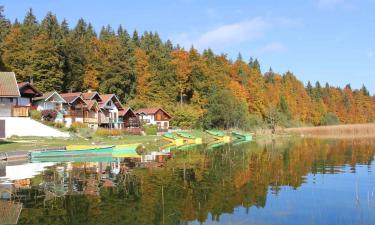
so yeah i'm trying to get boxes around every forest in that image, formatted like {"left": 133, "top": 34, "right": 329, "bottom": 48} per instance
{"left": 0, "top": 7, "right": 374, "bottom": 130}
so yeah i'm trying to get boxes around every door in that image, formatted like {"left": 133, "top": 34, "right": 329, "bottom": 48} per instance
{"left": 0, "top": 120, "right": 5, "bottom": 139}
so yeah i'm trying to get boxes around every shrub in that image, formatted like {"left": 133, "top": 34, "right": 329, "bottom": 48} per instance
{"left": 71, "top": 122, "right": 87, "bottom": 129}
{"left": 171, "top": 106, "right": 202, "bottom": 129}
{"left": 41, "top": 110, "right": 57, "bottom": 122}
{"left": 320, "top": 113, "right": 340, "bottom": 126}
{"left": 95, "top": 128, "right": 124, "bottom": 137}
{"left": 54, "top": 122, "right": 65, "bottom": 129}
{"left": 144, "top": 125, "right": 158, "bottom": 135}
{"left": 30, "top": 110, "right": 42, "bottom": 120}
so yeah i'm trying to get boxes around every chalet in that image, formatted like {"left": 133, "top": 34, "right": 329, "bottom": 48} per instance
{"left": 16, "top": 82, "right": 42, "bottom": 116}
{"left": 83, "top": 99, "right": 100, "bottom": 129}
{"left": 119, "top": 107, "right": 140, "bottom": 128}
{"left": 135, "top": 107, "right": 172, "bottom": 130}
{"left": 33, "top": 91, "right": 66, "bottom": 111}
{"left": 60, "top": 93, "right": 87, "bottom": 127}
{"left": 0, "top": 72, "right": 20, "bottom": 117}
{"left": 99, "top": 94, "right": 124, "bottom": 128}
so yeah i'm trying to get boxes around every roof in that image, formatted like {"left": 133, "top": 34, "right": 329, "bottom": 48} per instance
{"left": 135, "top": 107, "right": 172, "bottom": 117}
{"left": 60, "top": 93, "right": 85, "bottom": 104}
{"left": 34, "top": 91, "right": 66, "bottom": 102}
{"left": 82, "top": 92, "right": 101, "bottom": 101}
{"left": 17, "top": 82, "right": 43, "bottom": 97}
{"left": 84, "top": 99, "right": 99, "bottom": 110}
{"left": 118, "top": 107, "right": 135, "bottom": 116}
{"left": 99, "top": 94, "right": 124, "bottom": 110}
{"left": 0, "top": 72, "right": 20, "bottom": 97}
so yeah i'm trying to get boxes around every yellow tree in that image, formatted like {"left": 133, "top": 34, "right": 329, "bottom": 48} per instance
{"left": 134, "top": 48, "right": 152, "bottom": 102}
{"left": 83, "top": 64, "right": 99, "bottom": 90}
{"left": 171, "top": 49, "right": 192, "bottom": 106}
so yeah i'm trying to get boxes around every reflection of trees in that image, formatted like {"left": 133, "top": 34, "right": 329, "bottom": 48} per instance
{"left": 16, "top": 138, "right": 375, "bottom": 225}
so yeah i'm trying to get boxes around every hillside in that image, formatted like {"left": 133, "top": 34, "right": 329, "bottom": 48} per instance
{"left": 0, "top": 7, "right": 374, "bottom": 130}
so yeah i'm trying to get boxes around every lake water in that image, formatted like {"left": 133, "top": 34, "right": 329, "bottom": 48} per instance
{"left": 0, "top": 138, "right": 375, "bottom": 225}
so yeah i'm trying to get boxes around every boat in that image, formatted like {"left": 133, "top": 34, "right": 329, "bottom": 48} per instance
{"left": 177, "top": 143, "right": 200, "bottom": 151}
{"left": 31, "top": 146, "right": 114, "bottom": 158}
{"left": 176, "top": 132, "right": 203, "bottom": 144}
{"left": 232, "top": 132, "right": 252, "bottom": 141}
{"left": 31, "top": 156, "right": 116, "bottom": 163}
{"left": 205, "top": 130, "right": 231, "bottom": 142}
{"left": 112, "top": 144, "right": 142, "bottom": 158}
{"left": 207, "top": 140, "right": 227, "bottom": 149}
{"left": 162, "top": 133, "right": 184, "bottom": 146}
{"left": 31, "top": 143, "right": 141, "bottom": 159}
{"left": 65, "top": 145, "right": 113, "bottom": 151}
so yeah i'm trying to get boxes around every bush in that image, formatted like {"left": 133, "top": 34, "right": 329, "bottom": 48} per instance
{"left": 71, "top": 122, "right": 87, "bottom": 129}
{"left": 95, "top": 128, "right": 124, "bottom": 137}
{"left": 30, "top": 110, "right": 42, "bottom": 120}
{"left": 320, "top": 113, "right": 340, "bottom": 126}
{"left": 171, "top": 106, "right": 202, "bottom": 129}
{"left": 41, "top": 110, "right": 57, "bottom": 122}
{"left": 54, "top": 122, "right": 65, "bottom": 129}
{"left": 144, "top": 125, "right": 158, "bottom": 135}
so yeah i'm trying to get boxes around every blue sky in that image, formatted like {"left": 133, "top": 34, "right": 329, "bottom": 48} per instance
{"left": 1, "top": 0, "right": 375, "bottom": 93}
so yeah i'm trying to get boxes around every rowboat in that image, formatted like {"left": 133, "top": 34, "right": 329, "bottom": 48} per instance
{"left": 112, "top": 144, "right": 142, "bottom": 158}
{"left": 207, "top": 140, "right": 227, "bottom": 149}
{"left": 205, "top": 130, "right": 231, "bottom": 142}
{"left": 177, "top": 143, "right": 200, "bottom": 151}
{"left": 66, "top": 145, "right": 113, "bottom": 150}
{"left": 162, "top": 133, "right": 184, "bottom": 146}
{"left": 31, "top": 146, "right": 114, "bottom": 158}
{"left": 30, "top": 143, "right": 141, "bottom": 159}
{"left": 232, "top": 132, "right": 252, "bottom": 141}
{"left": 176, "top": 132, "right": 202, "bottom": 144}
{"left": 31, "top": 156, "right": 116, "bottom": 163}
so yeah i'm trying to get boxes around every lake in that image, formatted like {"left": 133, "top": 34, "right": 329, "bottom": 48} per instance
{"left": 0, "top": 138, "right": 375, "bottom": 225}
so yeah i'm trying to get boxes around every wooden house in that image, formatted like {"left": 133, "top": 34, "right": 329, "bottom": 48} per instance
{"left": 0, "top": 72, "right": 21, "bottom": 117}
{"left": 98, "top": 94, "right": 124, "bottom": 128}
{"left": 119, "top": 107, "right": 140, "bottom": 128}
{"left": 16, "top": 82, "right": 42, "bottom": 116}
{"left": 135, "top": 107, "right": 172, "bottom": 130}
{"left": 60, "top": 93, "right": 87, "bottom": 127}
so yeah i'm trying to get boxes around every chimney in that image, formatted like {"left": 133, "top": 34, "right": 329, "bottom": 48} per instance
{"left": 30, "top": 75, "right": 34, "bottom": 85}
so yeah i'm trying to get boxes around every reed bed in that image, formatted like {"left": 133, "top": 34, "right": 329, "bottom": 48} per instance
{"left": 285, "top": 123, "right": 375, "bottom": 139}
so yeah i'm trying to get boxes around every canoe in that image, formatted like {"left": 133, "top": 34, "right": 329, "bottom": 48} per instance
{"left": 112, "top": 144, "right": 142, "bottom": 158}
{"left": 207, "top": 140, "right": 227, "bottom": 149}
{"left": 31, "top": 156, "right": 116, "bottom": 163}
{"left": 177, "top": 143, "right": 200, "bottom": 151}
{"left": 162, "top": 133, "right": 184, "bottom": 146}
{"left": 31, "top": 146, "right": 114, "bottom": 158}
{"left": 205, "top": 130, "right": 231, "bottom": 142}
{"left": 176, "top": 132, "right": 203, "bottom": 144}
{"left": 232, "top": 132, "right": 252, "bottom": 141}
{"left": 66, "top": 145, "right": 112, "bottom": 150}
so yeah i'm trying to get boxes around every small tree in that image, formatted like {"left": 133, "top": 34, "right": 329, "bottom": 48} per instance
{"left": 320, "top": 112, "right": 340, "bottom": 126}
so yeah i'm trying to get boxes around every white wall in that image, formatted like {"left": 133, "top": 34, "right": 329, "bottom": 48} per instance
{"left": 3, "top": 117, "right": 69, "bottom": 138}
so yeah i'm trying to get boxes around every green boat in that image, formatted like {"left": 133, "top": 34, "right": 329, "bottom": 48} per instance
{"left": 162, "top": 133, "right": 184, "bottom": 145}
{"left": 176, "top": 143, "right": 200, "bottom": 151}
{"left": 176, "top": 132, "right": 202, "bottom": 144}
{"left": 112, "top": 144, "right": 141, "bottom": 158}
{"left": 207, "top": 141, "right": 226, "bottom": 149}
{"left": 232, "top": 132, "right": 252, "bottom": 141}
{"left": 31, "top": 146, "right": 114, "bottom": 158}
{"left": 31, "top": 156, "right": 116, "bottom": 163}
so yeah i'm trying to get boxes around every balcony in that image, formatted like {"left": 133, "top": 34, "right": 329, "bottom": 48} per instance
{"left": 12, "top": 106, "right": 29, "bottom": 117}
{"left": 84, "top": 118, "right": 98, "bottom": 123}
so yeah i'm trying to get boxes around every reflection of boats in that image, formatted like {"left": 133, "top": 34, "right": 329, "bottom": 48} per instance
{"left": 176, "top": 132, "right": 202, "bottom": 144}
{"left": 206, "top": 130, "right": 231, "bottom": 142}
{"left": 30, "top": 144, "right": 141, "bottom": 159}
{"left": 232, "top": 139, "right": 252, "bottom": 146}
{"left": 162, "top": 133, "right": 184, "bottom": 146}
{"left": 207, "top": 140, "right": 227, "bottom": 149}
{"left": 232, "top": 132, "right": 252, "bottom": 141}
{"left": 176, "top": 143, "right": 200, "bottom": 151}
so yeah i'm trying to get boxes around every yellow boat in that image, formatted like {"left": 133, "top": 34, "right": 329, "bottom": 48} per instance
{"left": 65, "top": 145, "right": 114, "bottom": 151}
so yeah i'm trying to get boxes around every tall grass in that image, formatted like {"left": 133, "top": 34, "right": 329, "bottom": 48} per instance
{"left": 285, "top": 124, "right": 375, "bottom": 139}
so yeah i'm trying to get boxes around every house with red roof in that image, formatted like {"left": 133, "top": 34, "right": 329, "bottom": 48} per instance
{"left": 98, "top": 94, "right": 124, "bottom": 128}
{"left": 60, "top": 93, "right": 87, "bottom": 127}
{"left": 135, "top": 107, "right": 172, "bottom": 130}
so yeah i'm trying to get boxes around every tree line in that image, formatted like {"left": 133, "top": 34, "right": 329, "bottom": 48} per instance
{"left": 0, "top": 7, "right": 374, "bottom": 130}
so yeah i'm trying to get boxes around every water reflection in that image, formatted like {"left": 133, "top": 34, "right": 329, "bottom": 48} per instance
{"left": 0, "top": 138, "right": 374, "bottom": 225}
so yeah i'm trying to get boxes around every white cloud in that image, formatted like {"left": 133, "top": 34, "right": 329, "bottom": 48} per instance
{"left": 368, "top": 51, "right": 374, "bottom": 58}
{"left": 173, "top": 17, "right": 269, "bottom": 50}
{"left": 261, "top": 42, "right": 287, "bottom": 53}
{"left": 318, "top": 0, "right": 345, "bottom": 8}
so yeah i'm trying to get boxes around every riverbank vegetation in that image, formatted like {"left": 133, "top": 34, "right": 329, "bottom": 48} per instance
{"left": 0, "top": 7, "right": 374, "bottom": 131}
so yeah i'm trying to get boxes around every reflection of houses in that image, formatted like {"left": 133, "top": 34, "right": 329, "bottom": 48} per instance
{"left": 135, "top": 107, "right": 172, "bottom": 130}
